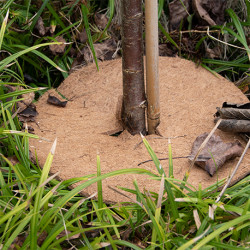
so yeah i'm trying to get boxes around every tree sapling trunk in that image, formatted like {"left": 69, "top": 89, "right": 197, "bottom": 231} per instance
{"left": 121, "top": 0, "right": 146, "bottom": 135}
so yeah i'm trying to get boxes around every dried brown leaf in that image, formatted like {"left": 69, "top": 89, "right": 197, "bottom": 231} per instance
{"left": 169, "top": 0, "right": 191, "bottom": 31}
{"left": 8, "top": 155, "right": 19, "bottom": 165}
{"left": 189, "top": 132, "right": 243, "bottom": 176}
{"left": 47, "top": 94, "right": 67, "bottom": 107}
{"left": 206, "top": 46, "right": 222, "bottom": 59}
{"left": 66, "top": 0, "right": 87, "bottom": 7}
{"left": 37, "top": 231, "right": 48, "bottom": 246}
{"left": 77, "top": 29, "right": 88, "bottom": 44}
{"left": 159, "top": 43, "right": 177, "bottom": 57}
{"left": 35, "top": 17, "right": 46, "bottom": 36}
{"left": 83, "top": 39, "right": 118, "bottom": 64}
{"left": 49, "top": 36, "right": 66, "bottom": 55}
{"left": 56, "top": 230, "right": 80, "bottom": 240}
{"left": 5, "top": 85, "right": 35, "bottom": 112}
{"left": 193, "top": 0, "right": 226, "bottom": 26}
{"left": 94, "top": 12, "right": 108, "bottom": 30}
{"left": 10, "top": 235, "right": 27, "bottom": 249}
{"left": 18, "top": 91, "right": 35, "bottom": 112}
{"left": 18, "top": 104, "right": 38, "bottom": 122}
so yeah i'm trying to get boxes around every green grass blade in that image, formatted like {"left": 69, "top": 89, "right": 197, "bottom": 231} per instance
{"left": 41, "top": 198, "right": 86, "bottom": 248}
{"left": 45, "top": 225, "right": 120, "bottom": 249}
{"left": 53, "top": 21, "right": 80, "bottom": 39}
{"left": 209, "top": 241, "right": 247, "bottom": 250}
{"left": 97, "top": 0, "right": 114, "bottom": 41}
{"left": 0, "top": 9, "right": 9, "bottom": 50}
{"left": 103, "top": 206, "right": 121, "bottom": 240}
{"left": 30, "top": 138, "right": 57, "bottom": 249}
{"left": 10, "top": 44, "right": 66, "bottom": 72}
{"left": 141, "top": 135, "right": 179, "bottom": 221}
{"left": 0, "top": 172, "right": 12, "bottom": 202}
{"left": 3, "top": 181, "right": 61, "bottom": 249}
{"left": 133, "top": 179, "right": 165, "bottom": 244}
{"left": 246, "top": 0, "right": 250, "bottom": 22}
{"left": 158, "top": 0, "right": 164, "bottom": 19}
{"left": 81, "top": 4, "right": 99, "bottom": 71}
{"left": 66, "top": 0, "right": 81, "bottom": 16}
{"left": 0, "top": 42, "right": 65, "bottom": 72}
{"left": 141, "top": 134, "right": 165, "bottom": 176}
{"left": 2, "top": 213, "right": 32, "bottom": 250}
{"left": 0, "top": 194, "right": 30, "bottom": 225}
{"left": 24, "top": 0, "right": 31, "bottom": 21}
{"left": 1, "top": 44, "right": 47, "bottom": 74}
{"left": 151, "top": 174, "right": 165, "bottom": 248}
{"left": 202, "top": 56, "right": 249, "bottom": 69}
{"left": 112, "top": 240, "right": 143, "bottom": 250}
{"left": 38, "top": 168, "right": 155, "bottom": 234}
{"left": 23, "top": 124, "right": 30, "bottom": 169}
{"left": 168, "top": 139, "right": 173, "bottom": 178}
{"left": 186, "top": 214, "right": 250, "bottom": 250}
{"left": 97, "top": 155, "right": 103, "bottom": 217}
{"left": 45, "top": 2, "right": 69, "bottom": 38}
{"left": 0, "top": 0, "right": 15, "bottom": 16}
{"left": 0, "top": 87, "right": 43, "bottom": 100}
{"left": 227, "top": 9, "right": 248, "bottom": 43}
{"left": 158, "top": 22, "right": 179, "bottom": 50}
{"left": 92, "top": 201, "right": 118, "bottom": 250}
{"left": 29, "top": 0, "right": 50, "bottom": 31}
{"left": 2, "top": 130, "right": 39, "bottom": 139}
{"left": 5, "top": 110, "right": 30, "bottom": 171}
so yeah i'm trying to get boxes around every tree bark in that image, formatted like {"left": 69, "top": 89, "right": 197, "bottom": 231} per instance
{"left": 121, "top": 0, "right": 146, "bottom": 135}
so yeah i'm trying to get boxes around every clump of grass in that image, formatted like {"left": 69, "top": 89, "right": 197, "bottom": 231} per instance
{"left": 201, "top": 8, "right": 250, "bottom": 82}
{"left": 1, "top": 121, "right": 249, "bottom": 248}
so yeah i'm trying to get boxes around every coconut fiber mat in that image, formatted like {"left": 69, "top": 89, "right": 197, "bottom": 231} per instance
{"left": 29, "top": 57, "right": 250, "bottom": 203}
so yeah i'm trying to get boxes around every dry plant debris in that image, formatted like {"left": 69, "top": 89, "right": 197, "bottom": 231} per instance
{"left": 169, "top": 0, "right": 191, "bottom": 31}
{"left": 82, "top": 39, "right": 118, "bottom": 64}
{"left": 215, "top": 102, "right": 250, "bottom": 135}
{"left": 5, "top": 85, "right": 35, "bottom": 112}
{"left": 18, "top": 104, "right": 38, "bottom": 123}
{"left": 4, "top": 85, "right": 38, "bottom": 123}
{"left": 192, "top": 0, "right": 226, "bottom": 26}
{"left": 49, "top": 36, "right": 66, "bottom": 55}
{"left": 169, "top": 0, "right": 226, "bottom": 31}
{"left": 189, "top": 132, "right": 243, "bottom": 176}
{"left": 47, "top": 94, "right": 67, "bottom": 107}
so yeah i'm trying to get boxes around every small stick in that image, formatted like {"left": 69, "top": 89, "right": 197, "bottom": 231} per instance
{"left": 145, "top": 0, "right": 160, "bottom": 134}
{"left": 138, "top": 156, "right": 189, "bottom": 166}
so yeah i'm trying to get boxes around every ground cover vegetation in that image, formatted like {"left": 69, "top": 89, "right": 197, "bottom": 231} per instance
{"left": 0, "top": 0, "right": 249, "bottom": 248}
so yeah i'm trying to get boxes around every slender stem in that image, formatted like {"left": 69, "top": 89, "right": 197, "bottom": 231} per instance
{"left": 145, "top": 0, "right": 160, "bottom": 134}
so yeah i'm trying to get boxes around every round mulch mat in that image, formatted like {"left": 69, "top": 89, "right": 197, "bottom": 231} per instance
{"left": 29, "top": 57, "right": 250, "bottom": 203}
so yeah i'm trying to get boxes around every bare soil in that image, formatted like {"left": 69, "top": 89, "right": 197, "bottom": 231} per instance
{"left": 29, "top": 57, "right": 250, "bottom": 203}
